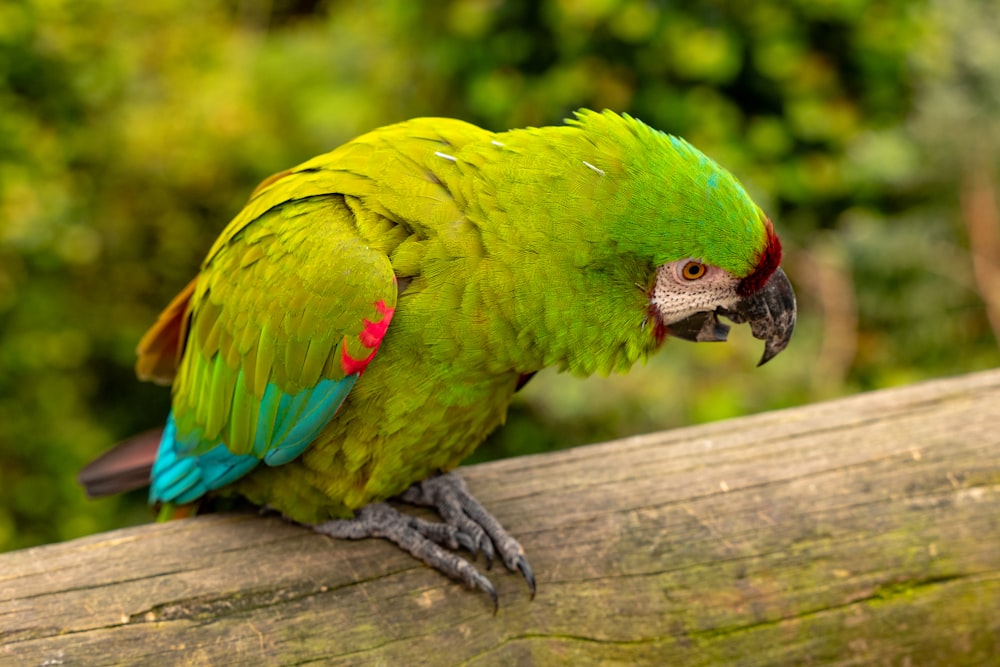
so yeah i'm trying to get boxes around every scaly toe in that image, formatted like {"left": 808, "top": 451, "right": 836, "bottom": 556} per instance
{"left": 402, "top": 472, "right": 535, "bottom": 597}
{"left": 310, "top": 503, "right": 500, "bottom": 608}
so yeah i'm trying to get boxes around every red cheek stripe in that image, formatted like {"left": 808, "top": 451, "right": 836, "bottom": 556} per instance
{"left": 648, "top": 304, "right": 668, "bottom": 346}
{"left": 340, "top": 300, "right": 395, "bottom": 375}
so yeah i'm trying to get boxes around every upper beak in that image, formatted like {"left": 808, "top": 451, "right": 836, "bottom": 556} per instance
{"left": 668, "top": 267, "right": 797, "bottom": 366}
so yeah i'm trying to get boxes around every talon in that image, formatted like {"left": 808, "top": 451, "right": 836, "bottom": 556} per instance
{"left": 480, "top": 535, "right": 496, "bottom": 568}
{"left": 517, "top": 557, "right": 537, "bottom": 599}
{"left": 455, "top": 531, "right": 477, "bottom": 553}
{"left": 475, "top": 574, "right": 499, "bottom": 615}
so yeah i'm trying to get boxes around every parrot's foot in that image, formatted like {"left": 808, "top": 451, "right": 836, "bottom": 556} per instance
{"left": 400, "top": 473, "right": 536, "bottom": 595}
{"left": 311, "top": 472, "right": 534, "bottom": 609}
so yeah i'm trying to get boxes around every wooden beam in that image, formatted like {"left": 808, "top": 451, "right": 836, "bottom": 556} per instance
{"left": 2, "top": 370, "right": 999, "bottom": 665}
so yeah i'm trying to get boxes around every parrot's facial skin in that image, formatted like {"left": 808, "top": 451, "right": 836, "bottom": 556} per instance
{"left": 660, "top": 265, "right": 797, "bottom": 367}
{"left": 650, "top": 259, "right": 742, "bottom": 325}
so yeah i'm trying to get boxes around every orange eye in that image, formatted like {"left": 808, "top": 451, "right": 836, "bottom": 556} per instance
{"left": 681, "top": 261, "right": 706, "bottom": 280}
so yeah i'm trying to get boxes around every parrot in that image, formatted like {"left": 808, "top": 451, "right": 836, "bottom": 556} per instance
{"left": 79, "top": 109, "right": 796, "bottom": 606}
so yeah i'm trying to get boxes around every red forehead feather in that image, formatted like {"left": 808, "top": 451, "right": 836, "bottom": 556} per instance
{"left": 737, "top": 218, "right": 782, "bottom": 297}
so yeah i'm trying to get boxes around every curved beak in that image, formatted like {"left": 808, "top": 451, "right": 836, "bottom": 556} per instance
{"left": 668, "top": 267, "right": 797, "bottom": 367}
{"left": 722, "top": 267, "right": 796, "bottom": 366}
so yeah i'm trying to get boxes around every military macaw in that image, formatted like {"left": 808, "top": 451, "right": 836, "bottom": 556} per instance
{"left": 80, "top": 110, "right": 795, "bottom": 606}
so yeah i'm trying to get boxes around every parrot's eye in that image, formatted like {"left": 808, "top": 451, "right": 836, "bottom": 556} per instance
{"left": 680, "top": 261, "right": 707, "bottom": 281}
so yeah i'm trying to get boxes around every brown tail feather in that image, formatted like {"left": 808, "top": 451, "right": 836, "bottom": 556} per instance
{"left": 135, "top": 277, "right": 197, "bottom": 385}
{"left": 78, "top": 429, "right": 162, "bottom": 498}
{"left": 250, "top": 167, "right": 294, "bottom": 198}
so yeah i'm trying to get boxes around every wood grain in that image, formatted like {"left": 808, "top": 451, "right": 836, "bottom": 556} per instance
{"left": 2, "top": 370, "right": 999, "bottom": 666}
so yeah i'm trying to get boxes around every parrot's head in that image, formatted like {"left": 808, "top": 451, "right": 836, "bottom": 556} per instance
{"left": 642, "top": 129, "right": 794, "bottom": 365}
{"left": 569, "top": 110, "right": 796, "bottom": 365}
{"left": 649, "top": 224, "right": 795, "bottom": 366}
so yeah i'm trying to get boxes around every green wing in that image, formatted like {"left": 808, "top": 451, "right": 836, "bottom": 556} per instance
{"left": 148, "top": 189, "right": 398, "bottom": 504}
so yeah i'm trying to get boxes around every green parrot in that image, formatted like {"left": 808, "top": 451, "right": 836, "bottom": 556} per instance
{"left": 80, "top": 109, "right": 795, "bottom": 605}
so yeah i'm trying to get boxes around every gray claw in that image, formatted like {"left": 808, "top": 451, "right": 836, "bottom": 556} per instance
{"left": 480, "top": 534, "right": 495, "bottom": 568}
{"left": 517, "top": 556, "right": 536, "bottom": 599}
{"left": 480, "top": 576, "right": 499, "bottom": 615}
{"left": 455, "top": 531, "right": 477, "bottom": 553}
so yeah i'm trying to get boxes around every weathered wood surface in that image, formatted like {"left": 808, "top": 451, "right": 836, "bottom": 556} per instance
{"left": 2, "top": 370, "right": 999, "bottom": 666}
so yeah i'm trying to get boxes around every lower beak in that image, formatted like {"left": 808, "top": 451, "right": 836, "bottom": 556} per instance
{"left": 669, "top": 267, "right": 797, "bottom": 367}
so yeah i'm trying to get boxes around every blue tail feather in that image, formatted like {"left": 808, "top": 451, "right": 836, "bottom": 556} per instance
{"left": 153, "top": 461, "right": 202, "bottom": 501}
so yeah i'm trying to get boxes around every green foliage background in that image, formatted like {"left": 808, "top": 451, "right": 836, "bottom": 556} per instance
{"left": 2, "top": 0, "right": 998, "bottom": 551}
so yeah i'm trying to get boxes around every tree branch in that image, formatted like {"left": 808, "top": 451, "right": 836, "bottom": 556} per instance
{"left": 2, "top": 371, "right": 999, "bottom": 665}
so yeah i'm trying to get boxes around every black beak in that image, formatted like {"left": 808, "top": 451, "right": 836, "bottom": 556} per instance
{"left": 722, "top": 267, "right": 796, "bottom": 366}
{"left": 668, "top": 267, "right": 797, "bottom": 367}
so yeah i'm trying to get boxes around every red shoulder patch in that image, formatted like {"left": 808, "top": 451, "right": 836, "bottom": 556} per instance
{"left": 340, "top": 300, "right": 395, "bottom": 375}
